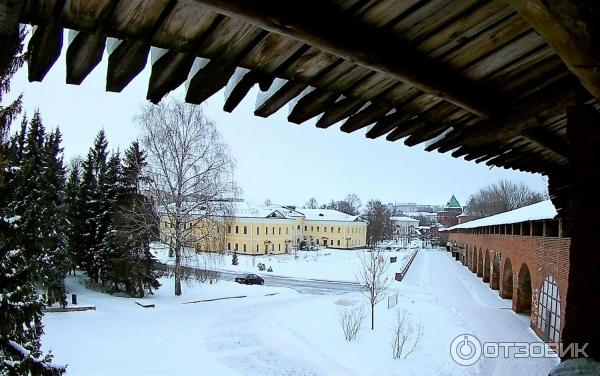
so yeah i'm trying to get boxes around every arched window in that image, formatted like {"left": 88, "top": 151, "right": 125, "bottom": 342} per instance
{"left": 536, "top": 275, "right": 561, "bottom": 342}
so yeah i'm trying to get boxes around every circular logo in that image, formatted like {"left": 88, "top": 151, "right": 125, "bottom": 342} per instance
{"left": 450, "top": 334, "right": 482, "bottom": 366}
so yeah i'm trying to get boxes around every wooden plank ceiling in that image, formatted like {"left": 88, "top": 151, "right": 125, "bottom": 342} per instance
{"left": 16, "top": 0, "right": 600, "bottom": 177}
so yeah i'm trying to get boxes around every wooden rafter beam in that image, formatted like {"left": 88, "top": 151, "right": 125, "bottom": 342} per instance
{"left": 192, "top": 0, "right": 500, "bottom": 118}
{"left": 506, "top": 0, "right": 600, "bottom": 100}
{"left": 426, "top": 77, "right": 591, "bottom": 153}
{"left": 522, "top": 128, "right": 569, "bottom": 161}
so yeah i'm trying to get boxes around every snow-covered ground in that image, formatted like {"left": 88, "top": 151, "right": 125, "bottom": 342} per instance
{"left": 42, "top": 247, "right": 559, "bottom": 375}
{"left": 151, "top": 242, "right": 418, "bottom": 283}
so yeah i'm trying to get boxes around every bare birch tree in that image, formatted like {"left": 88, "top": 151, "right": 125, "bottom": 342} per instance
{"left": 357, "top": 248, "right": 390, "bottom": 330}
{"left": 138, "top": 99, "right": 238, "bottom": 296}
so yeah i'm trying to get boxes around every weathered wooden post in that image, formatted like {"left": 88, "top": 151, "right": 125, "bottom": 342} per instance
{"left": 560, "top": 104, "right": 600, "bottom": 361}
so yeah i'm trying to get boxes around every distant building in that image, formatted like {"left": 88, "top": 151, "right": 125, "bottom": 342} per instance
{"left": 159, "top": 201, "right": 368, "bottom": 254}
{"left": 386, "top": 202, "right": 417, "bottom": 214}
{"left": 390, "top": 216, "right": 419, "bottom": 237}
{"left": 437, "top": 195, "right": 463, "bottom": 227}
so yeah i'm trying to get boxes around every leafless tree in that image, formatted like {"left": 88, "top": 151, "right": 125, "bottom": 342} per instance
{"left": 339, "top": 305, "right": 365, "bottom": 341}
{"left": 391, "top": 309, "right": 423, "bottom": 359}
{"left": 138, "top": 99, "right": 238, "bottom": 296}
{"left": 264, "top": 198, "right": 272, "bottom": 206}
{"left": 465, "top": 179, "right": 547, "bottom": 217}
{"left": 357, "top": 248, "right": 390, "bottom": 330}
{"left": 304, "top": 197, "right": 318, "bottom": 209}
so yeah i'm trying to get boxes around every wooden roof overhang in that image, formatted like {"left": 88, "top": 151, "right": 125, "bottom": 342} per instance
{"left": 5, "top": 0, "right": 600, "bottom": 181}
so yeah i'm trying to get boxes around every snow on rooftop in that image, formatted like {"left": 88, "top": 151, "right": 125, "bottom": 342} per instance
{"left": 444, "top": 200, "right": 557, "bottom": 231}
{"left": 390, "top": 216, "right": 420, "bottom": 222}
{"left": 157, "top": 201, "right": 365, "bottom": 222}
{"left": 293, "top": 208, "right": 363, "bottom": 222}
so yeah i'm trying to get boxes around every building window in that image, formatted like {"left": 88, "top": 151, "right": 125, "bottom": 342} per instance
{"left": 337, "top": 240, "right": 340, "bottom": 246}
{"left": 265, "top": 227, "right": 269, "bottom": 235}
{"left": 272, "top": 227, "right": 275, "bottom": 235}
{"left": 338, "top": 227, "right": 341, "bottom": 233}
{"left": 324, "top": 226, "right": 327, "bottom": 233}
{"left": 305, "top": 226, "right": 308, "bottom": 231}
{"left": 278, "top": 244, "right": 281, "bottom": 252}
{"left": 244, "top": 226, "right": 247, "bottom": 234}
{"left": 227, "top": 243, "right": 231, "bottom": 251}
{"left": 536, "top": 275, "right": 562, "bottom": 342}
{"left": 330, "top": 239, "right": 333, "bottom": 246}
{"left": 311, "top": 226, "right": 313, "bottom": 232}
{"left": 331, "top": 227, "right": 334, "bottom": 233}
{"left": 257, "top": 226, "right": 260, "bottom": 235}
{"left": 286, "top": 227, "right": 289, "bottom": 235}
{"left": 278, "top": 227, "right": 281, "bottom": 235}
{"left": 234, "top": 243, "right": 238, "bottom": 251}
{"left": 317, "top": 226, "right": 320, "bottom": 232}
{"left": 235, "top": 226, "right": 239, "bottom": 234}
{"left": 256, "top": 244, "right": 259, "bottom": 252}
{"left": 243, "top": 244, "right": 247, "bottom": 252}
{"left": 227, "top": 225, "right": 231, "bottom": 233}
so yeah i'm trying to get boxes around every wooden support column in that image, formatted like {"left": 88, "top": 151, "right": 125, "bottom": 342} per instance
{"left": 562, "top": 104, "right": 600, "bottom": 361}
{"left": 0, "top": 0, "right": 21, "bottom": 52}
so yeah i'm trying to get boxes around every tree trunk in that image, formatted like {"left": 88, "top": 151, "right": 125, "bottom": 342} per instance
{"left": 174, "top": 245, "right": 182, "bottom": 296}
{"left": 371, "top": 304, "right": 375, "bottom": 330}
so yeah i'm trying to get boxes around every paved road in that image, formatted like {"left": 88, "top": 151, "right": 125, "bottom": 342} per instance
{"left": 158, "top": 263, "right": 362, "bottom": 295}
{"left": 218, "top": 270, "right": 362, "bottom": 295}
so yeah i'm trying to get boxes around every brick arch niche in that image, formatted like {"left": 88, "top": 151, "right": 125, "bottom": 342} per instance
{"left": 490, "top": 252, "right": 501, "bottom": 290}
{"left": 515, "top": 263, "right": 532, "bottom": 314}
{"left": 501, "top": 257, "right": 513, "bottom": 299}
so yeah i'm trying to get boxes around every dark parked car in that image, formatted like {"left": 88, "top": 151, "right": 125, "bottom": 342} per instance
{"left": 235, "top": 274, "right": 264, "bottom": 285}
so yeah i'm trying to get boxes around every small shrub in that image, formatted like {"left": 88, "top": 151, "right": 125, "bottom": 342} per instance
{"left": 391, "top": 309, "right": 423, "bottom": 359}
{"left": 339, "top": 305, "right": 365, "bottom": 341}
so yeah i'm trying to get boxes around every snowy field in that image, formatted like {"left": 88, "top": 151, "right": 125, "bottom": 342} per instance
{"left": 42, "top": 248, "right": 559, "bottom": 375}
{"left": 151, "top": 242, "right": 418, "bottom": 283}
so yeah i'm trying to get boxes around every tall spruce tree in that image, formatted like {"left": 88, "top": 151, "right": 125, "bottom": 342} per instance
{"left": 77, "top": 151, "right": 98, "bottom": 282}
{"left": 98, "top": 151, "right": 121, "bottom": 287}
{"left": 77, "top": 131, "right": 109, "bottom": 283}
{"left": 117, "top": 142, "right": 160, "bottom": 297}
{"left": 64, "top": 161, "right": 82, "bottom": 274}
{"left": 40, "top": 128, "right": 68, "bottom": 305}
{"left": 0, "top": 24, "right": 64, "bottom": 374}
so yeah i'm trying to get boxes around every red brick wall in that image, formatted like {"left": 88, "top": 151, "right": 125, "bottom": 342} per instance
{"left": 448, "top": 232, "right": 570, "bottom": 342}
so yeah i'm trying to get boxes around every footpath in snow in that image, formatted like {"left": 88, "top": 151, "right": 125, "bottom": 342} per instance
{"left": 42, "top": 247, "right": 559, "bottom": 375}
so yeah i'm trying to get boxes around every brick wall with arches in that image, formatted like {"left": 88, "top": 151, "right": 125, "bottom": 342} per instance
{"left": 447, "top": 228, "right": 570, "bottom": 343}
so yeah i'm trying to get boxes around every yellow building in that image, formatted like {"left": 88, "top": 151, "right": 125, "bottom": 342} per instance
{"left": 160, "top": 201, "right": 368, "bottom": 255}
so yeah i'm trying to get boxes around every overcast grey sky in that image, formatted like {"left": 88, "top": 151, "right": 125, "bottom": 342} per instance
{"left": 7, "top": 37, "right": 547, "bottom": 208}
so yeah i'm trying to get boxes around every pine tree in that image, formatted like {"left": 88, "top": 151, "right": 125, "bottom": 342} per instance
{"left": 64, "top": 161, "right": 81, "bottom": 274}
{"left": 77, "top": 131, "right": 109, "bottom": 283}
{"left": 103, "top": 142, "right": 160, "bottom": 297}
{"left": 119, "top": 142, "right": 160, "bottom": 297}
{"left": 40, "top": 128, "right": 68, "bottom": 305}
{"left": 0, "top": 25, "right": 64, "bottom": 374}
{"left": 77, "top": 151, "right": 98, "bottom": 282}
{"left": 232, "top": 253, "right": 239, "bottom": 265}
{"left": 98, "top": 151, "right": 122, "bottom": 287}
